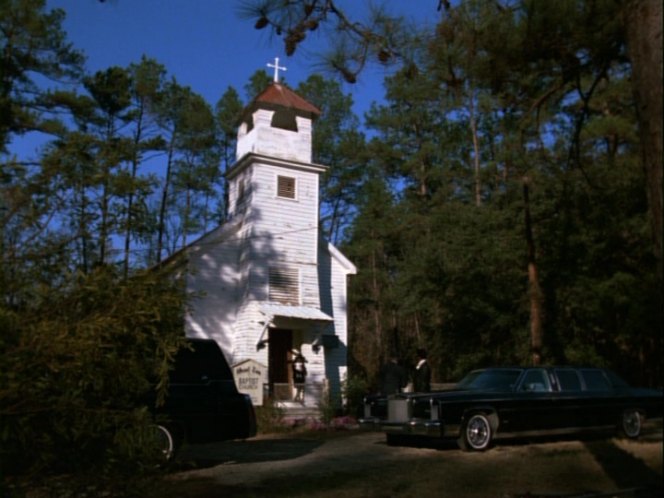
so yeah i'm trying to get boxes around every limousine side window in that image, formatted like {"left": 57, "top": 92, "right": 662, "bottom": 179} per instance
{"left": 605, "top": 369, "right": 630, "bottom": 389}
{"left": 519, "top": 369, "right": 551, "bottom": 392}
{"left": 580, "top": 369, "right": 611, "bottom": 391}
{"left": 555, "top": 368, "right": 582, "bottom": 391}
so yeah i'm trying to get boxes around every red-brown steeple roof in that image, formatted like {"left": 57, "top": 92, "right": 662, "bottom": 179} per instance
{"left": 244, "top": 82, "right": 321, "bottom": 120}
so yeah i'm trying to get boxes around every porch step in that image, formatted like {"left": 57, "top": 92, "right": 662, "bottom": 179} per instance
{"left": 276, "top": 402, "right": 321, "bottom": 423}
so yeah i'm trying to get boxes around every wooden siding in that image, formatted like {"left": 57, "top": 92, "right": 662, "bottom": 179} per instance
{"left": 227, "top": 166, "right": 252, "bottom": 218}
{"left": 236, "top": 109, "right": 313, "bottom": 163}
{"left": 183, "top": 228, "right": 242, "bottom": 364}
{"left": 183, "top": 227, "right": 355, "bottom": 405}
{"left": 248, "top": 160, "right": 321, "bottom": 308}
{"left": 317, "top": 240, "right": 355, "bottom": 401}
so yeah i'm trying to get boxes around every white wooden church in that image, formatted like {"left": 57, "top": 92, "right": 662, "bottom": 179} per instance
{"left": 173, "top": 73, "right": 356, "bottom": 411}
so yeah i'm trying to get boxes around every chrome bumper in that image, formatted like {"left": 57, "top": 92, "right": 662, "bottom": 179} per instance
{"left": 382, "top": 419, "right": 443, "bottom": 437}
{"left": 358, "top": 416, "right": 383, "bottom": 430}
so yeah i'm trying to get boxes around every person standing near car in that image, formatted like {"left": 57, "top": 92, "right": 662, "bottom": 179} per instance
{"left": 379, "top": 355, "right": 407, "bottom": 395}
{"left": 413, "top": 348, "right": 431, "bottom": 392}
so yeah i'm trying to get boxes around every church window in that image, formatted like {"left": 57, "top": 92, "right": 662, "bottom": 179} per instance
{"left": 269, "top": 267, "right": 300, "bottom": 305}
{"left": 277, "top": 175, "right": 296, "bottom": 199}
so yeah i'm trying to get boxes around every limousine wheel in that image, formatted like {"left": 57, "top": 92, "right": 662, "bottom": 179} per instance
{"left": 153, "top": 424, "right": 175, "bottom": 461}
{"left": 459, "top": 413, "right": 492, "bottom": 451}
{"left": 620, "top": 409, "right": 642, "bottom": 439}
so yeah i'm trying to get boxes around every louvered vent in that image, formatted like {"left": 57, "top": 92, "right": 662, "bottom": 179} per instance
{"left": 277, "top": 175, "right": 296, "bottom": 199}
{"left": 269, "top": 267, "right": 299, "bottom": 304}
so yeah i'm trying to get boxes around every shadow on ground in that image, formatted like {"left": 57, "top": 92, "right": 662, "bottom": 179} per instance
{"left": 382, "top": 430, "right": 626, "bottom": 452}
{"left": 584, "top": 438, "right": 662, "bottom": 497}
{"left": 170, "top": 436, "right": 326, "bottom": 471}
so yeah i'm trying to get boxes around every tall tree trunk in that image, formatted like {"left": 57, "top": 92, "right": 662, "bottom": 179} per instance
{"left": 413, "top": 312, "right": 422, "bottom": 344}
{"left": 625, "top": 0, "right": 663, "bottom": 280}
{"left": 371, "top": 244, "right": 383, "bottom": 356}
{"left": 78, "top": 185, "right": 89, "bottom": 273}
{"left": 182, "top": 185, "right": 191, "bottom": 249}
{"left": 625, "top": 0, "right": 663, "bottom": 386}
{"left": 156, "top": 135, "right": 175, "bottom": 261}
{"left": 98, "top": 121, "right": 116, "bottom": 267}
{"left": 469, "top": 92, "right": 482, "bottom": 207}
{"left": 222, "top": 143, "right": 233, "bottom": 221}
{"left": 123, "top": 103, "right": 145, "bottom": 277}
{"left": 99, "top": 162, "right": 110, "bottom": 266}
{"left": 523, "top": 176, "right": 543, "bottom": 365}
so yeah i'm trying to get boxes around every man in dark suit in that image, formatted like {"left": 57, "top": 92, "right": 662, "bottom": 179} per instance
{"left": 413, "top": 348, "right": 431, "bottom": 392}
{"left": 380, "top": 356, "right": 407, "bottom": 395}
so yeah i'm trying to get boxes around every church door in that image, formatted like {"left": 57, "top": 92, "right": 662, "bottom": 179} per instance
{"left": 268, "top": 328, "right": 292, "bottom": 400}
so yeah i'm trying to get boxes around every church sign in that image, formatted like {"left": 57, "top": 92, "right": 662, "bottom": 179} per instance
{"left": 233, "top": 359, "right": 267, "bottom": 406}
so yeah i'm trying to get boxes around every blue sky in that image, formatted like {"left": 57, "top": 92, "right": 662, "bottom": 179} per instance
{"left": 47, "top": 0, "right": 438, "bottom": 118}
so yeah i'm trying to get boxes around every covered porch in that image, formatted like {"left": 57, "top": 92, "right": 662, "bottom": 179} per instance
{"left": 256, "top": 303, "right": 336, "bottom": 410}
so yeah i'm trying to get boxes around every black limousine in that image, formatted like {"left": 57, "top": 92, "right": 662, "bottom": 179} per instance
{"left": 153, "top": 339, "right": 256, "bottom": 459}
{"left": 360, "top": 367, "right": 663, "bottom": 451}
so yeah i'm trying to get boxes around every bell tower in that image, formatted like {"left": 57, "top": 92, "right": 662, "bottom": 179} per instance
{"left": 235, "top": 82, "right": 320, "bottom": 164}
{"left": 228, "top": 66, "right": 322, "bottom": 220}
{"left": 225, "top": 67, "right": 326, "bottom": 311}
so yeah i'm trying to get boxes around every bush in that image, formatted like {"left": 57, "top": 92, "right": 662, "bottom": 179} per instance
{"left": 254, "top": 397, "right": 287, "bottom": 434}
{"left": 0, "top": 267, "right": 188, "bottom": 495}
{"left": 342, "top": 375, "right": 369, "bottom": 419}
{"left": 317, "top": 389, "right": 341, "bottom": 426}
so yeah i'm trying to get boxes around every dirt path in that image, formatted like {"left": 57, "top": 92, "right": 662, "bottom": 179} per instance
{"left": 155, "top": 425, "right": 663, "bottom": 497}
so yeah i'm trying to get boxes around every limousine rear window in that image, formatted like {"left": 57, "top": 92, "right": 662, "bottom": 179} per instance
{"left": 580, "top": 369, "right": 611, "bottom": 391}
{"left": 604, "top": 370, "right": 630, "bottom": 388}
{"left": 555, "top": 369, "right": 582, "bottom": 391}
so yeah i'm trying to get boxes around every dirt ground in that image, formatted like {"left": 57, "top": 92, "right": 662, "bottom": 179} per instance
{"left": 153, "top": 422, "right": 663, "bottom": 498}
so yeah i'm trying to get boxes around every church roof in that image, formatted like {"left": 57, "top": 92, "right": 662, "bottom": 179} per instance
{"left": 245, "top": 82, "right": 321, "bottom": 119}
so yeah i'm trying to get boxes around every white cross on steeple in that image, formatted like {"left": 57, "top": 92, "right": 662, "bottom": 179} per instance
{"left": 267, "top": 57, "right": 287, "bottom": 83}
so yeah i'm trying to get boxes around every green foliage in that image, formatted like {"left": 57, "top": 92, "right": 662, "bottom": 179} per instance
{"left": 296, "top": 74, "right": 366, "bottom": 243}
{"left": 0, "top": 267, "right": 188, "bottom": 491}
{"left": 341, "top": 374, "right": 370, "bottom": 419}
{"left": 0, "top": 0, "right": 84, "bottom": 151}
{"left": 254, "top": 398, "right": 287, "bottom": 434}
{"left": 244, "top": 69, "right": 272, "bottom": 100}
{"left": 317, "top": 388, "right": 341, "bottom": 427}
{"left": 342, "top": 0, "right": 660, "bottom": 387}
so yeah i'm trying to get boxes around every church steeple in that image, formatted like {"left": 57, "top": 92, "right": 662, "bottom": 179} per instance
{"left": 236, "top": 81, "right": 321, "bottom": 164}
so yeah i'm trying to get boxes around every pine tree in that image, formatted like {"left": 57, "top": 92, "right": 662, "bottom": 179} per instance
{"left": 0, "top": 0, "right": 84, "bottom": 152}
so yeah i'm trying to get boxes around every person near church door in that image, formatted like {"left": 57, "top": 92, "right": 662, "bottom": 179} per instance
{"left": 413, "top": 348, "right": 431, "bottom": 392}
{"left": 291, "top": 349, "right": 307, "bottom": 402}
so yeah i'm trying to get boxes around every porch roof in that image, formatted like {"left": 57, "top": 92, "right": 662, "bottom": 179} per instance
{"left": 260, "top": 303, "right": 333, "bottom": 322}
